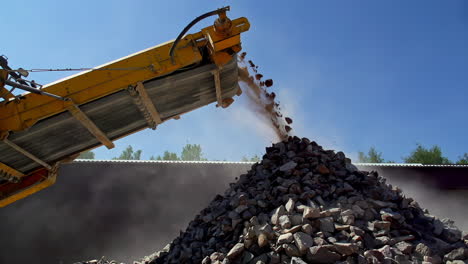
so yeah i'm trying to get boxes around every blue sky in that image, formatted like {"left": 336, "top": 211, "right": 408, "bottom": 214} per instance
{"left": 4, "top": 0, "right": 468, "bottom": 162}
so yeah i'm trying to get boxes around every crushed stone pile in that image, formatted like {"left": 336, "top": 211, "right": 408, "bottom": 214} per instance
{"left": 139, "top": 137, "right": 468, "bottom": 264}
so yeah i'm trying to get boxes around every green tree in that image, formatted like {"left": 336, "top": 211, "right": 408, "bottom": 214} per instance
{"left": 78, "top": 150, "right": 95, "bottom": 159}
{"left": 250, "top": 155, "right": 261, "bottom": 162}
{"left": 241, "top": 155, "right": 260, "bottom": 162}
{"left": 113, "top": 145, "right": 142, "bottom": 160}
{"left": 404, "top": 144, "right": 451, "bottom": 165}
{"left": 456, "top": 153, "right": 468, "bottom": 165}
{"left": 181, "top": 144, "right": 206, "bottom": 161}
{"left": 358, "top": 147, "right": 384, "bottom": 163}
{"left": 162, "top": 151, "right": 180, "bottom": 161}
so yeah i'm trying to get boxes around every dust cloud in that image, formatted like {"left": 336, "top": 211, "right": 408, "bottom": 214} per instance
{"left": 0, "top": 162, "right": 252, "bottom": 264}
{"left": 237, "top": 52, "right": 293, "bottom": 142}
{"left": 358, "top": 166, "right": 468, "bottom": 231}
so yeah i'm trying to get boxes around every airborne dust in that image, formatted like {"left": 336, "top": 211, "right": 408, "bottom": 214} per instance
{"left": 237, "top": 52, "right": 293, "bottom": 142}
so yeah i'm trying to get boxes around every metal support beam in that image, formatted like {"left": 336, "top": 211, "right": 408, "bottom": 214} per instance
{"left": 3, "top": 138, "right": 52, "bottom": 170}
{"left": 211, "top": 68, "right": 223, "bottom": 107}
{"left": 67, "top": 104, "right": 115, "bottom": 149}
{"left": 135, "top": 82, "right": 162, "bottom": 124}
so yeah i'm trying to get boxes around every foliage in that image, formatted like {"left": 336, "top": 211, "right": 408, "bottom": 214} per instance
{"left": 357, "top": 147, "right": 384, "bottom": 163}
{"left": 162, "top": 151, "right": 180, "bottom": 161}
{"left": 241, "top": 155, "right": 261, "bottom": 162}
{"left": 456, "top": 153, "right": 468, "bottom": 165}
{"left": 113, "top": 145, "right": 142, "bottom": 160}
{"left": 181, "top": 144, "right": 206, "bottom": 161}
{"left": 78, "top": 150, "right": 95, "bottom": 159}
{"left": 404, "top": 144, "right": 451, "bottom": 165}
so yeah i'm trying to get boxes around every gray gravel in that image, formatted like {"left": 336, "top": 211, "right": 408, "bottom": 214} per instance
{"left": 138, "top": 137, "right": 468, "bottom": 263}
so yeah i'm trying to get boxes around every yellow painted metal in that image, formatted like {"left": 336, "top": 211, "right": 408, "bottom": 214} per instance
{"left": 0, "top": 172, "right": 56, "bottom": 208}
{"left": 67, "top": 104, "right": 115, "bottom": 149}
{"left": 135, "top": 82, "right": 162, "bottom": 124}
{"left": 0, "top": 162, "right": 24, "bottom": 178}
{"left": 0, "top": 13, "right": 250, "bottom": 208}
{"left": 0, "top": 17, "right": 250, "bottom": 133}
{"left": 0, "top": 69, "right": 14, "bottom": 101}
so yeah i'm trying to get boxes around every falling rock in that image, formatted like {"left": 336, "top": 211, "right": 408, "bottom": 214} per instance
{"left": 293, "top": 232, "right": 314, "bottom": 254}
{"left": 306, "top": 246, "right": 342, "bottom": 263}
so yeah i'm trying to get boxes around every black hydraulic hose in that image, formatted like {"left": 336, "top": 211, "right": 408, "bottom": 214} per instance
{"left": 169, "top": 6, "right": 230, "bottom": 63}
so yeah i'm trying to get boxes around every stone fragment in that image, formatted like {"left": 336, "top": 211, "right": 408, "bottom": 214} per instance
{"left": 285, "top": 198, "right": 295, "bottom": 214}
{"left": 306, "top": 246, "right": 341, "bottom": 263}
{"left": 279, "top": 161, "right": 297, "bottom": 172}
{"left": 301, "top": 224, "right": 313, "bottom": 235}
{"left": 319, "top": 217, "right": 335, "bottom": 233}
{"left": 277, "top": 233, "right": 294, "bottom": 244}
{"left": 303, "top": 206, "right": 321, "bottom": 219}
{"left": 271, "top": 206, "right": 287, "bottom": 226}
{"left": 279, "top": 215, "right": 292, "bottom": 229}
{"left": 293, "top": 232, "right": 314, "bottom": 254}
{"left": 444, "top": 247, "right": 468, "bottom": 262}
{"left": 442, "top": 226, "right": 463, "bottom": 243}
{"left": 333, "top": 242, "right": 359, "bottom": 256}
{"left": 316, "top": 164, "right": 330, "bottom": 175}
{"left": 395, "top": 241, "right": 413, "bottom": 255}
{"left": 283, "top": 244, "right": 301, "bottom": 257}
{"left": 290, "top": 214, "right": 303, "bottom": 226}
{"left": 258, "top": 233, "right": 268, "bottom": 248}
{"left": 290, "top": 257, "right": 307, "bottom": 264}
{"left": 414, "top": 243, "right": 432, "bottom": 260}
{"left": 226, "top": 243, "right": 244, "bottom": 259}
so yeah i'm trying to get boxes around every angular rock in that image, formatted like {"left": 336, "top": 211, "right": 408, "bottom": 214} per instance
{"left": 226, "top": 243, "right": 244, "bottom": 259}
{"left": 319, "top": 217, "right": 335, "bottom": 233}
{"left": 293, "top": 232, "right": 314, "bottom": 254}
{"left": 277, "top": 233, "right": 293, "bottom": 244}
{"left": 306, "top": 246, "right": 341, "bottom": 263}
{"left": 333, "top": 243, "right": 359, "bottom": 256}
{"left": 395, "top": 241, "right": 413, "bottom": 255}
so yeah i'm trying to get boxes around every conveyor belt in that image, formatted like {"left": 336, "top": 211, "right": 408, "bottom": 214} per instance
{"left": 0, "top": 57, "right": 240, "bottom": 175}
